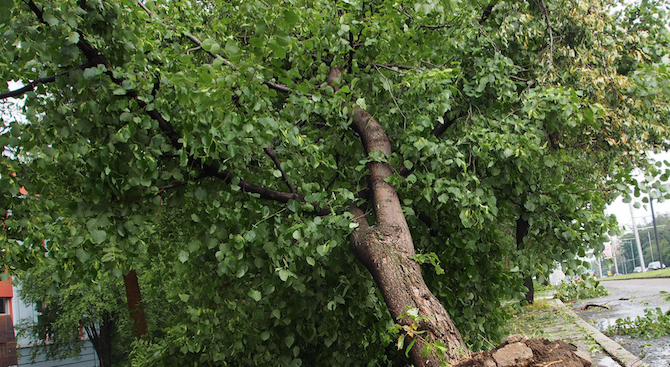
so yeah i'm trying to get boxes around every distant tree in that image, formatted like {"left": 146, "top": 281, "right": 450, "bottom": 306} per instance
{"left": 16, "top": 263, "right": 133, "bottom": 367}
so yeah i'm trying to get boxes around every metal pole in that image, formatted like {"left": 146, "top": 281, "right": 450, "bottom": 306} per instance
{"left": 612, "top": 241, "right": 619, "bottom": 274}
{"left": 629, "top": 202, "right": 647, "bottom": 272}
{"left": 598, "top": 256, "right": 603, "bottom": 278}
{"left": 650, "top": 196, "right": 664, "bottom": 267}
{"left": 647, "top": 230, "right": 655, "bottom": 262}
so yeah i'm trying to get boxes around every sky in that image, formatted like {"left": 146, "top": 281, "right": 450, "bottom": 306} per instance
{"left": 603, "top": 151, "right": 670, "bottom": 262}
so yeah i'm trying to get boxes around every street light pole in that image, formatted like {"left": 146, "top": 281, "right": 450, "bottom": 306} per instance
{"left": 629, "top": 202, "right": 647, "bottom": 272}
{"left": 647, "top": 230, "right": 655, "bottom": 262}
{"left": 649, "top": 195, "right": 664, "bottom": 267}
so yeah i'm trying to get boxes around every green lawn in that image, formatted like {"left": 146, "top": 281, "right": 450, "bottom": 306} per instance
{"left": 601, "top": 268, "right": 670, "bottom": 280}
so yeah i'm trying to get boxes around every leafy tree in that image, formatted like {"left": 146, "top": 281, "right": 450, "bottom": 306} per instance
{"left": 16, "top": 262, "right": 133, "bottom": 367}
{"left": 2, "top": 0, "right": 670, "bottom": 365}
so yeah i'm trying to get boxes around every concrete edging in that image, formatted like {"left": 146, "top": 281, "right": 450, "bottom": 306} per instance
{"left": 553, "top": 298, "right": 648, "bottom": 367}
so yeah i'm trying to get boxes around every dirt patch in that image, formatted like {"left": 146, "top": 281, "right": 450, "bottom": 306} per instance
{"left": 453, "top": 335, "right": 591, "bottom": 367}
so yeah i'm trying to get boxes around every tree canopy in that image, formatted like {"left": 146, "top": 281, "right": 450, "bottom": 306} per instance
{"left": 2, "top": 0, "right": 670, "bottom": 365}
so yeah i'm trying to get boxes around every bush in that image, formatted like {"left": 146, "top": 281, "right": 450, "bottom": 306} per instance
{"left": 555, "top": 277, "right": 609, "bottom": 302}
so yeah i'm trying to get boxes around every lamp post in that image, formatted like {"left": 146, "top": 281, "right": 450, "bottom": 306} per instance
{"left": 629, "top": 202, "right": 647, "bottom": 272}
{"left": 649, "top": 194, "right": 665, "bottom": 268}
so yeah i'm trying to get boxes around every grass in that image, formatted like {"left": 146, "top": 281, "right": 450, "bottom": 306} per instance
{"left": 601, "top": 268, "right": 670, "bottom": 280}
{"left": 502, "top": 300, "right": 571, "bottom": 339}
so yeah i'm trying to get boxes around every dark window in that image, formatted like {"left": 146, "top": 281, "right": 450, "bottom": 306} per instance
{"left": 0, "top": 299, "right": 6, "bottom": 315}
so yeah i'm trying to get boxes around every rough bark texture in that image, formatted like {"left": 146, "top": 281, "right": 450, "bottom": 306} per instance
{"left": 347, "top": 104, "right": 468, "bottom": 366}
{"left": 123, "top": 270, "right": 148, "bottom": 339}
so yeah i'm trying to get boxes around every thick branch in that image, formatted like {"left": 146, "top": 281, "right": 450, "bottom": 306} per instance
{"left": 0, "top": 76, "right": 54, "bottom": 100}
{"left": 0, "top": 63, "right": 91, "bottom": 100}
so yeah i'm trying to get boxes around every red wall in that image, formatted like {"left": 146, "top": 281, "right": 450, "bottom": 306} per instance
{"left": 0, "top": 279, "right": 11, "bottom": 298}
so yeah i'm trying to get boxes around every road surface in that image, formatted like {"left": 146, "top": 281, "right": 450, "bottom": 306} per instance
{"left": 571, "top": 277, "right": 670, "bottom": 366}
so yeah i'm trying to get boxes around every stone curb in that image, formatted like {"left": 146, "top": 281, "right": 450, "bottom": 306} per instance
{"left": 601, "top": 276, "right": 670, "bottom": 281}
{"left": 553, "top": 298, "right": 648, "bottom": 367}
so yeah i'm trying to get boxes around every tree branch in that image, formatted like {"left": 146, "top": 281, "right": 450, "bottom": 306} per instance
{"left": 136, "top": 2, "right": 305, "bottom": 96}
{"left": 23, "top": 4, "right": 312, "bottom": 209}
{"left": 535, "top": 0, "right": 554, "bottom": 68}
{"left": 0, "top": 63, "right": 91, "bottom": 100}
{"left": 398, "top": 112, "right": 459, "bottom": 177}
{"left": 264, "top": 145, "right": 297, "bottom": 194}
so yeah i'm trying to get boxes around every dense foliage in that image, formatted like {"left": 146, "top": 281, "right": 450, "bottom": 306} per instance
{"left": 2, "top": 0, "right": 670, "bottom": 365}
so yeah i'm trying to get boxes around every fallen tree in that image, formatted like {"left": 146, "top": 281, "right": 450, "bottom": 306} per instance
{"left": 2, "top": 0, "right": 670, "bottom": 365}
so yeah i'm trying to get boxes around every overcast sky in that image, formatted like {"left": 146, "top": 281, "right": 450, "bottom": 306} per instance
{"left": 605, "top": 151, "right": 670, "bottom": 231}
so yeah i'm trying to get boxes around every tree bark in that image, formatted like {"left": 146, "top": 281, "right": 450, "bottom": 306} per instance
{"left": 348, "top": 106, "right": 468, "bottom": 366}
{"left": 123, "top": 270, "right": 148, "bottom": 339}
{"left": 516, "top": 217, "right": 534, "bottom": 305}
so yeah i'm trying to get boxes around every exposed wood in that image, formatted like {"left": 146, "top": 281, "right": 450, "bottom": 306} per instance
{"left": 123, "top": 270, "right": 148, "bottom": 339}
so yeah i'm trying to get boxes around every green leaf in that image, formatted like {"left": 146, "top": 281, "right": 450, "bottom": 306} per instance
{"left": 283, "top": 10, "right": 299, "bottom": 25}
{"left": 210, "top": 43, "right": 221, "bottom": 54}
{"left": 90, "top": 229, "right": 107, "bottom": 244}
{"left": 248, "top": 289, "right": 262, "bottom": 302}
{"left": 285, "top": 335, "right": 295, "bottom": 348}
{"left": 356, "top": 98, "right": 367, "bottom": 110}
{"left": 212, "top": 57, "right": 225, "bottom": 69}
{"left": 225, "top": 40, "right": 241, "bottom": 62}
{"left": 44, "top": 13, "right": 59, "bottom": 26}
{"left": 76, "top": 248, "right": 91, "bottom": 263}
{"left": 194, "top": 187, "right": 207, "bottom": 201}
{"left": 179, "top": 294, "right": 190, "bottom": 302}
{"left": 178, "top": 250, "right": 189, "bottom": 263}
{"left": 201, "top": 38, "right": 215, "bottom": 52}
{"left": 66, "top": 32, "right": 80, "bottom": 45}
{"left": 261, "top": 331, "right": 271, "bottom": 340}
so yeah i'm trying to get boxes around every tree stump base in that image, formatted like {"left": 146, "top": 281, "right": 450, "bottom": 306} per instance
{"left": 454, "top": 335, "right": 591, "bottom": 367}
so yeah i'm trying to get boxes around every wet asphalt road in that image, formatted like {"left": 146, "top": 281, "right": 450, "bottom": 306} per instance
{"left": 571, "top": 278, "right": 670, "bottom": 366}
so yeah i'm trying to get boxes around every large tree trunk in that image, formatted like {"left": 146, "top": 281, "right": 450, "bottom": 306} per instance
{"left": 123, "top": 270, "right": 148, "bottom": 339}
{"left": 348, "top": 106, "right": 468, "bottom": 366}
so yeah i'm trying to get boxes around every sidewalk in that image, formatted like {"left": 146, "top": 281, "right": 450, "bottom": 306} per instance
{"left": 505, "top": 298, "right": 648, "bottom": 367}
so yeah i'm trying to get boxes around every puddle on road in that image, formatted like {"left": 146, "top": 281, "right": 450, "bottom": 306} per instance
{"left": 591, "top": 317, "right": 618, "bottom": 331}
{"left": 610, "top": 335, "right": 670, "bottom": 366}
